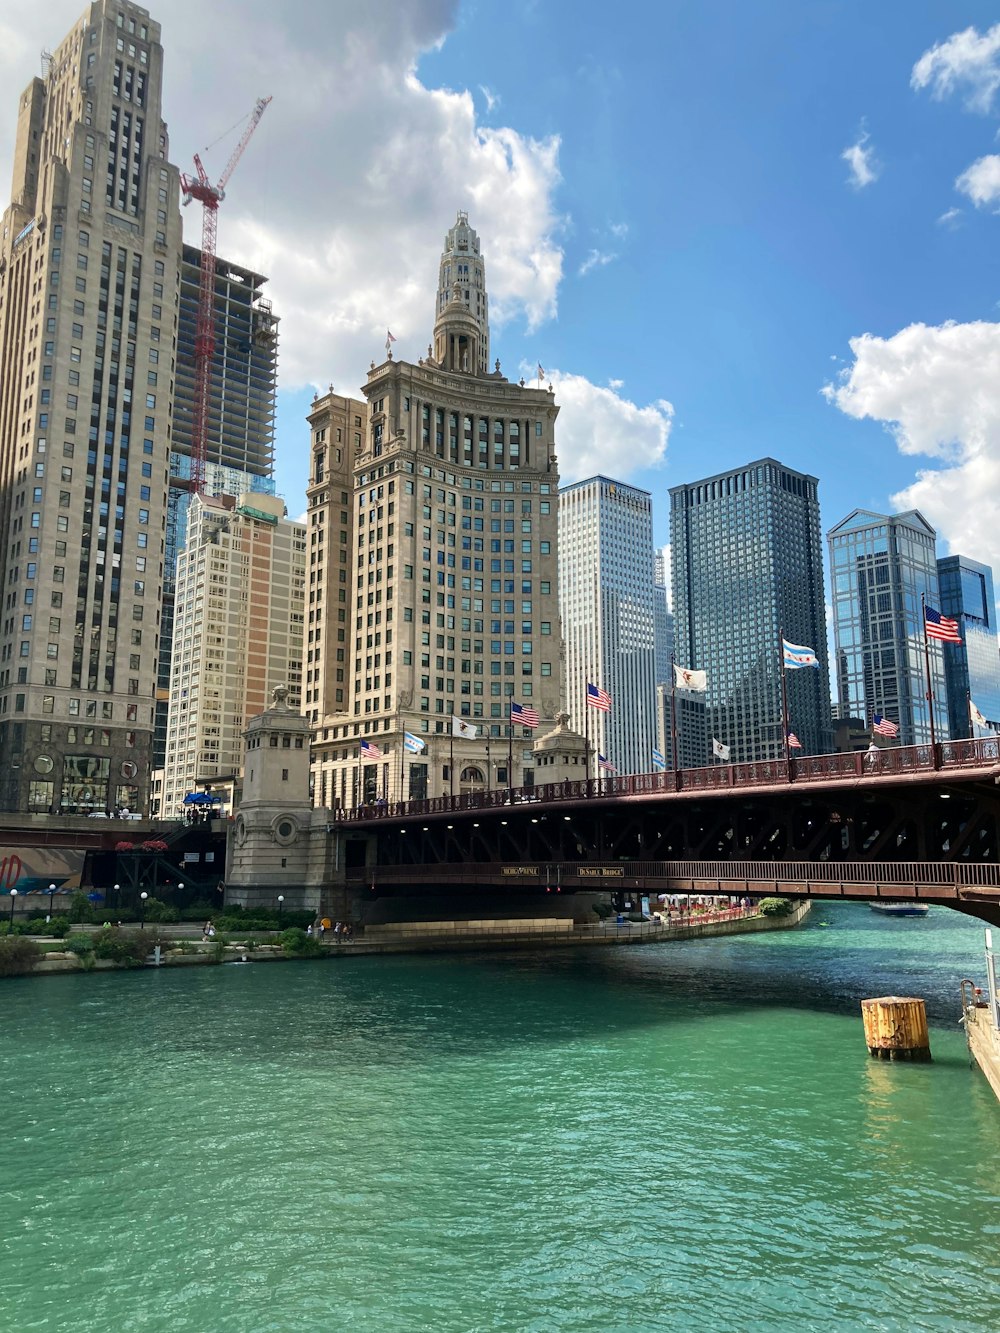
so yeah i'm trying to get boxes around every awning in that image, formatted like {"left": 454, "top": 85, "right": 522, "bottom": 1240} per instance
{"left": 183, "top": 792, "right": 221, "bottom": 805}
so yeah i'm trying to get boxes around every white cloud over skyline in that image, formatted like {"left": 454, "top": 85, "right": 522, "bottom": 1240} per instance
{"left": 824, "top": 321, "right": 1000, "bottom": 574}
{"left": 956, "top": 154, "right": 1000, "bottom": 208}
{"left": 911, "top": 23, "right": 1000, "bottom": 114}
{"left": 540, "top": 369, "right": 674, "bottom": 484}
{"left": 841, "top": 127, "right": 880, "bottom": 189}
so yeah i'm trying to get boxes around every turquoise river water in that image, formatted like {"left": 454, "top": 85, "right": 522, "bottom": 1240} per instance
{"left": 2, "top": 903, "right": 999, "bottom": 1332}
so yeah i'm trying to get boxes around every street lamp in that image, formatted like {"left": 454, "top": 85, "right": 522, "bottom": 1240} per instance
{"left": 277, "top": 894, "right": 284, "bottom": 925}
{"left": 47, "top": 882, "right": 56, "bottom": 923}
{"left": 113, "top": 884, "right": 120, "bottom": 914}
{"left": 8, "top": 888, "right": 18, "bottom": 927}
{"left": 139, "top": 890, "right": 148, "bottom": 930}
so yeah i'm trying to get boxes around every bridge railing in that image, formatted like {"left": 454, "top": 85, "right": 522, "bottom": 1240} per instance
{"left": 336, "top": 737, "right": 1000, "bottom": 823}
{"left": 346, "top": 859, "right": 1000, "bottom": 894}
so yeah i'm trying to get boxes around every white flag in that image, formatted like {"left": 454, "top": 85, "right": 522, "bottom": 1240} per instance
{"left": 674, "top": 664, "right": 707, "bottom": 692}
{"left": 451, "top": 715, "right": 478, "bottom": 739}
{"left": 712, "top": 738, "right": 730, "bottom": 761}
{"left": 970, "top": 699, "right": 990, "bottom": 730}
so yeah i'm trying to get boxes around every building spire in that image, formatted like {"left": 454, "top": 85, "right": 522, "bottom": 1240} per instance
{"left": 433, "top": 211, "right": 490, "bottom": 374}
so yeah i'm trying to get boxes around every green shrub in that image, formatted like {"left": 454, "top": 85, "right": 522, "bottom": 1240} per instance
{"left": 180, "top": 902, "right": 215, "bottom": 921}
{"left": 90, "top": 928, "right": 153, "bottom": 967}
{"left": 0, "top": 935, "right": 43, "bottom": 976}
{"left": 279, "top": 927, "right": 320, "bottom": 957}
{"left": 68, "top": 891, "right": 93, "bottom": 923}
{"left": 592, "top": 902, "right": 614, "bottom": 919}
{"left": 138, "top": 897, "right": 179, "bottom": 923}
{"left": 215, "top": 909, "right": 312, "bottom": 933}
{"left": 757, "top": 896, "right": 793, "bottom": 917}
{"left": 64, "top": 933, "right": 95, "bottom": 955}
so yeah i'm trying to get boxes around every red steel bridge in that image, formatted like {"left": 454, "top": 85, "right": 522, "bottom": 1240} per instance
{"left": 336, "top": 739, "right": 1000, "bottom": 926}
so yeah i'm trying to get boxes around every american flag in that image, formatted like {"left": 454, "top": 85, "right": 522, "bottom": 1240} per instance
{"left": 787, "top": 732, "right": 802, "bottom": 750}
{"left": 360, "top": 739, "right": 382, "bottom": 759}
{"left": 587, "top": 682, "right": 612, "bottom": 713}
{"left": 511, "top": 701, "right": 539, "bottom": 729}
{"left": 598, "top": 754, "right": 616, "bottom": 773}
{"left": 872, "top": 714, "right": 899, "bottom": 738}
{"left": 924, "top": 606, "right": 962, "bottom": 644}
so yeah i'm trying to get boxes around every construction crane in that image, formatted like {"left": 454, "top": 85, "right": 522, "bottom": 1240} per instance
{"left": 180, "top": 95, "right": 272, "bottom": 495}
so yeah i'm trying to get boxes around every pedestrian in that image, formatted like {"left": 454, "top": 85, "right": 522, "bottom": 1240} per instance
{"left": 202, "top": 920, "right": 212, "bottom": 941}
{"left": 866, "top": 740, "right": 880, "bottom": 769}
{"left": 317, "top": 919, "right": 325, "bottom": 938}
{"left": 306, "top": 923, "right": 313, "bottom": 937}
{"left": 334, "top": 920, "right": 342, "bottom": 942}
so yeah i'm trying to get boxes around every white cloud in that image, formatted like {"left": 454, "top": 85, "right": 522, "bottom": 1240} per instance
{"left": 537, "top": 368, "right": 673, "bottom": 484}
{"left": 823, "top": 321, "right": 1000, "bottom": 571}
{"left": 956, "top": 154, "right": 1000, "bottom": 208}
{"left": 911, "top": 23, "right": 1000, "bottom": 114}
{"left": 841, "top": 127, "right": 880, "bottom": 189}
{"left": 578, "top": 248, "right": 617, "bottom": 276}
{"left": 937, "top": 206, "right": 963, "bottom": 227}
{"left": 609, "top": 221, "right": 629, "bottom": 240}
{"left": 479, "top": 84, "right": 500, "bottom": 113}
{"left": 0, "top": 0, "right": 563, "bottom": 391}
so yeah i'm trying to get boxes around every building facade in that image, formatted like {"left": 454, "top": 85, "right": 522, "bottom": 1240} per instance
{"left": 828, "top": 508, "right": 948, "bottom": 746}
{"left": 0, "top": 1, "right": 181, "bottom": 813}
{"left": 308, "top": 212, "right": 562, "bottom": 809}
{"left": 671, "top": 458, "right": 831, "bottom": 762}
{"left": 161, "top": 491, "right": 305, "bottom": 816}
{"left": 156, "top": 242, "right": 279, "bottom": 767}
{"left": 937, "top": 553, "right": 1000, "bottom": 738}
{"left": 559, "top": 476, "right": 657, "bottom": 776}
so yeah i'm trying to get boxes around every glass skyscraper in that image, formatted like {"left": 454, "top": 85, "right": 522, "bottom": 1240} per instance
{"left": 560, "top": 477, "right": 658, "bottom": 776}
{"left": 670, "top": 458, "right": 830, "bottom": 762}
{"left": 937, "top": 554, "right": 1000, "bottom": 737}
{"left": 828, "top": 508, "right": 947, "bottom": 744}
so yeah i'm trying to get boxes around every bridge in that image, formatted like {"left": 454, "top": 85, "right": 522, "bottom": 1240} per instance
{"left": 335, "top": 739, "right": 1000, "bottom": 926}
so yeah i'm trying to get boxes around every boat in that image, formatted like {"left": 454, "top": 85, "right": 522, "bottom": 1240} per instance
{"left": 869, "top": 901, "right": 930, "bottom": 917}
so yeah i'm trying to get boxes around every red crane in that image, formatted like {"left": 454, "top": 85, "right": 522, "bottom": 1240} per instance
{"left": 180, "top": 96, "right": 272, "bottom": 495}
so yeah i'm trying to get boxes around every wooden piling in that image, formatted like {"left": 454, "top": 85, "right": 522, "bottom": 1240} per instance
{"left": 860, "top": 996, "right": 931, "bottom": 1062}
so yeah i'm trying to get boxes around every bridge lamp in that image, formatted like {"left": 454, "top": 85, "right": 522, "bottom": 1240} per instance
{"left": 564, "top": 816, "right": 571, "bottom": 821}
{"left": 47, "top": 882, "right": 56, "bottom": 922}
{"left": 446, "top": 825, "right": 453, "bottom": 830}
{"left": 531, "top": 818, "right": 538, "bottom": 824}
{"left": 472, "top": 823, "right": 479, "bottom": 828}
{"left": 139, "top": 891, "right": 148, "bottom": 929}
{"left": 8, "top": 888, "right": 17, "bottom": 926}
{"left": 500, "top": 820, "right": 508, "bottom": 827}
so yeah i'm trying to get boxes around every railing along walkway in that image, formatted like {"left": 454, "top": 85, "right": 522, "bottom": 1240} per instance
{"left": 338, "top": 738, "right": 1000, "bottom": 824}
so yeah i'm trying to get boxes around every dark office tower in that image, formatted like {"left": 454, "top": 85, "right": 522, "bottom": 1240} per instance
{"left": 937, "top": 554, "right": 1000, "bottom": 738}
{"left": 154, "top": 243, "right": 278, "bottom": 767}
{"left": 828, "top": 508, "right": 948, "bottom": 745}
{"left": 671, "top": 458, "right": 831, "bottom": 762}
{"left": 0, "top": 2, "right": 182, "bottom": 813}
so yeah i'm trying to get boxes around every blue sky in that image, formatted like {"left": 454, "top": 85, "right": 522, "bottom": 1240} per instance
{"left": 3, "top": 1, "right": 999, "bottom": 579}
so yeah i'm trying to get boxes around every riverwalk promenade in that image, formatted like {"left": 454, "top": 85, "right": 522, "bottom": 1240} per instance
{"left": 17, "top": 901, "right": 811, "bottom": 976}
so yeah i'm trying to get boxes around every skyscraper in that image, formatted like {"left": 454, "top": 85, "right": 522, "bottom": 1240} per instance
{"left": 559, "top": 476, "right": 657, "bottom": 775}
{"left": 0, "top": 1, "right": 181, "bottom": 813}
{"left": 937, "top": 553, "right": 1000, "bottom": 738}
{"left": 161, "top": 492, "right": 305, "bottom": 815}
{"left": 671, "top": 458, "right": 830, "bottom": 761}
{"left": 308, "top": 212, "right": 562, "bottom": 809}
{"left": 156, "top": 243, "right": 279, "bottom": 767}
{"left": 827, "top": 508, "right": 947, "bottom": 744}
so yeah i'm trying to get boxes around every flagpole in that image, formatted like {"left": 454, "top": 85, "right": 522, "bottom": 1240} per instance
{"left": 507, "top": 710, "right": 515, "bottom": 802}
{"left": 670, "top": 653, "right": 679, "bottom": 775}
{"left": 779, "top": 626, "right": 791, "bottom": 773}
{"left": 450, "top": 727, "right": 455, "bottom": 799}
{"left": 920, "top": 592, "right": 938, "bottom": 762}
{"left": 584, "top": 674, "right": 592, "bottom": 785}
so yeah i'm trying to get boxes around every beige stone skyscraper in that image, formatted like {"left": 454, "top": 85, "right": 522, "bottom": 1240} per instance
{"left": 309, "top": 212, "right": 562, "bottom": 809}
{"left": 0, "top": 2, "right": 181, "bottom": 813}
{"left": 161, "top": 492, "right": 305, "bottom": 816}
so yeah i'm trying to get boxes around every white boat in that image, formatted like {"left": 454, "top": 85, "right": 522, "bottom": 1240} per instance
{"left": 869, "top": 901, "right": 929, "bottom": 917}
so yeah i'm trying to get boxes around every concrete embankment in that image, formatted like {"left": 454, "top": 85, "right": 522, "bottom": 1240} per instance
{"left": 18, "top": 901, "right": 812, "bottom": 977}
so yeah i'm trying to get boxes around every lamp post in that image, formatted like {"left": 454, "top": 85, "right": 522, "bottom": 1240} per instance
{"left": 139, "top": 890, "right": 148, "bottom": 930}
{"left": 47, "top": 882, "right": 56, "bottom": 923}
{"left": 277, "top": 894, "right": 284, "bottom": 926}
{"left": 8, "top": 888, "right": 18, "bottom": 927}
{"left": 113, "top": 883, "right": 120, "bottom": 914}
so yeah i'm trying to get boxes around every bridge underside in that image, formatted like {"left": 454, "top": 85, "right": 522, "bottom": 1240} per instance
{"left": 340, "top": 767, "right": 1000, "bottom": 926}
